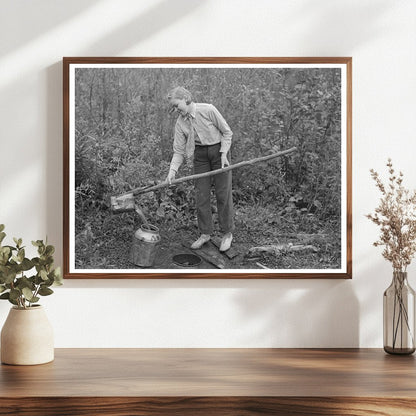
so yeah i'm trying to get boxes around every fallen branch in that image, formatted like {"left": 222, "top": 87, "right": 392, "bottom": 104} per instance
{"left": 248, "top": 244, "right": 319, "bottom": 256}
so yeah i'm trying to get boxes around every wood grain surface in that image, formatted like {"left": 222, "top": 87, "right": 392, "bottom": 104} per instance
{"left": 1, "top": 348, "right": 414, "bottom": 415}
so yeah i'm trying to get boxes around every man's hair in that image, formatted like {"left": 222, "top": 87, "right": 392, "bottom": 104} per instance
{"left": 167, "top": 87, "right": 193, "bottom": 105}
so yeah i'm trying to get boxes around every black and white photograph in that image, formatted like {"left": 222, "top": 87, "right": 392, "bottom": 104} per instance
{"left": 63, "top": 58, "right": 351, "bottom": 278}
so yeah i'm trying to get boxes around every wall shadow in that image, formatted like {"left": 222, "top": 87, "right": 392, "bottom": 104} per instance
{"left": 46, "top": 0, "right": 205, "bottom": 268}
{"left": 232, "top": 279, "right": 359, "bottom": 347}
{"left": 83, "top": 0, "right": 205, "bottom": 55}
{"left": 289, "top": 0, "right": 393, "bottom": 52}
{"left": 0, "top": 0, "right": 101, "bottom": 57}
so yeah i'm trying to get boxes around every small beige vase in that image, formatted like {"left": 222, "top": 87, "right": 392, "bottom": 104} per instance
{"left": 1, "top": 305, "right": 54, "bottom": 365}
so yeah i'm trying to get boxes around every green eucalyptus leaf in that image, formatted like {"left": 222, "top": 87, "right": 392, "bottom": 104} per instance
{"left": 38, "top": 287, "right": 54, "bottom": 296}
{"left": 0, "top": 246, "right": 11, "bottom": 257}
{"left": 0, "top": 232, "right": 6, "bottom": 244}
{"left": 43, "top": 256, "right": 54, "bottom": 266}
{"left": 7, "top": 263, "right": 20, "bottom": 275}
{"left": 21, "top": 258, "right": 34, "bottom": 271}
{"left": 2, "top": 271, "right": 17, "bottom": 285}
{"left": 9, "top": 288, "right": 21, "bottom": 301}
{"left": 0, "top": 264, "right": 8, "bottom": 275}
{"left": 0, "top": 285, "right": 6, "bottom": 294}
{"left": 22, "top": 287, "right": 34, "bottom": 301}
{"left": 13, "top": 237, "right": 23, "bottom": 248}
{"left": 49, "top": 266, "right": 61, "bottom": 279}
{"left": 45, "top": 245, "right": 55, "bottom": 256}
{"left": 0, "top": 246, "right": 15, "bottom": 265}
{"left": 40, "top": 269, "right": 48, "bottom": 281}
{"left": 17, "top": 248, "right": 25, "bottom": 263}
{"left": 0, "top": 224, "right": 5, "bottom": 232}
{"left": 34, "top": 275, "right": 43, "bottom": 285}
{"left": 17, "top": 276, "right": 35, "bottom": 290}
{"left": 0, "top": 291, "right": 17, "bottom": 306}
{"left": 53, "top": 267, "right": 63, "bottom": 285}
{"left": 32, "top": 240, "right": 43, "bottom": 247}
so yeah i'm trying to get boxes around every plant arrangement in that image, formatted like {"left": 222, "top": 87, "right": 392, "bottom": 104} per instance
{"left": 366, "top": 159, "right": 416, "bottom": 272}
{"left": 367, "top": 159, "right": 416, "bottom": 354}
{"left": 0, "top": 224, "right": 62, "bottom": 309}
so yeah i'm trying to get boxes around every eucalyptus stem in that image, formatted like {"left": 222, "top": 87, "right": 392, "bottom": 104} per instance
{"left": 33, "top": 284, "right": 41, "bottom": 301}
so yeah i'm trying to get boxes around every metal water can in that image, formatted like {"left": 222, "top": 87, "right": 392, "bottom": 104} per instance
{"left": 130, "top": 224, "right": 161, "bottom": 267}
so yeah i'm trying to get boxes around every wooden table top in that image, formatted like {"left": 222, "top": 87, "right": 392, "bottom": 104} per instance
{"left": 1, "top": 348, "right": 415, "bottom": 398}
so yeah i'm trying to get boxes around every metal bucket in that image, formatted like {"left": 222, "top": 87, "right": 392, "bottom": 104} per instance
{"left": 130, "top": 224, "right": 161, "bottom": 267}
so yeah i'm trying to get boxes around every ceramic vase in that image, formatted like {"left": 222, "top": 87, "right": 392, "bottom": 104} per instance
{"left": 1, "top": 305, "right": 54, "bottom": 365}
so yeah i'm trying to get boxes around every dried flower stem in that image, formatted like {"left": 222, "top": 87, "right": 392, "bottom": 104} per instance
{"left": 366, "top": 159, "right": 416, "bottom": 272}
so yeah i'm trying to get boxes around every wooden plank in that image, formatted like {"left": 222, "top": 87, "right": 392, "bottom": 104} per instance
{"left": 191, "top": 242, "right": 227, "bottom": 269}
{"left": 179, "top": 242, "right": 221, "bottom": 269}
{"left": 211, "top": 237, "right": 240, "bottom": 259}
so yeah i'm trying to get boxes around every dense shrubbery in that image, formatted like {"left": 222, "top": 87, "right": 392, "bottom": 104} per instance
{"left": 74, "top": 67, "right": 342, "bottom": 269}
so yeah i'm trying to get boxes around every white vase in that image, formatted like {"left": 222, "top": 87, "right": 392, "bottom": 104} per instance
{"left": 1, "top": 305, "right": 54, "bottom": 365}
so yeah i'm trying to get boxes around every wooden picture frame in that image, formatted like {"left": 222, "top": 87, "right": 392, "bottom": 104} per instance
{"left": 63, "top": 57, "right": 352, "bottom": 279}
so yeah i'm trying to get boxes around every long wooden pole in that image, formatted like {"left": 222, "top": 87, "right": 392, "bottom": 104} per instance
{"left": 117, "top": 146, "right": 297, "bottom": 198}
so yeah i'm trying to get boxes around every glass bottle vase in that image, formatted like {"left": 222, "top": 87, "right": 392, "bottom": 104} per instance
{"left": 383, "top": 271, "right": 416, "bottom": 355}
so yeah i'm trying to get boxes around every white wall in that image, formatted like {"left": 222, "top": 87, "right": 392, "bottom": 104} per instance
{"left": 1, "top": 0, "right": 415, "bottom": 347}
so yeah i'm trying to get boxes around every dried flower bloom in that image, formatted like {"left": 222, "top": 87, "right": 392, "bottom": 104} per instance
{"left": 366, "top": 159, "right": 416, "bottom": 272}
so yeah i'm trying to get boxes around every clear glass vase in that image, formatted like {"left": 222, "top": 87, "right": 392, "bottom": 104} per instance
{"left": 383, "top": 271, "right": 416, "bottom": 355}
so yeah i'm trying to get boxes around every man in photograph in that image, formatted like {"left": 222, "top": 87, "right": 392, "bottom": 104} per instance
{"left": 166, "top": 86, "right": 234, "bottom": 252}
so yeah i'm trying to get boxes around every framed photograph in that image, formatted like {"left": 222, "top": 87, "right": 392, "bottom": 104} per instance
{"left": 63, "top": 57, "right": 352, "bottom": 279}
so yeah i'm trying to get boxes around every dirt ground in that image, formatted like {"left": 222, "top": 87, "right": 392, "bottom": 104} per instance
{"left": 75, "top": 204, "right": 341, "bottom": 272}
{"left": 99, "top": 222, "right": 338, "bottom": 271}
